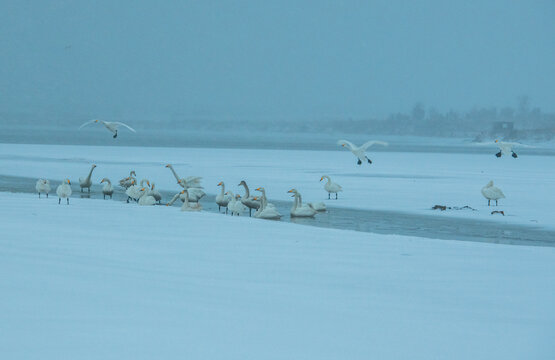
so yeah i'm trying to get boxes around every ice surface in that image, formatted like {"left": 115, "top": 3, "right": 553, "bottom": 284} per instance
{"left": 0, "top": 143, "right": 554, "bottom": 230}
{"left": 0, "top": 192, "right": 554, "bottom": 359}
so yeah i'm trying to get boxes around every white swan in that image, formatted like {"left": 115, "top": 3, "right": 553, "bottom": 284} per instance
{"left": 138, "top": 187, "right": 156, "bottom": 206}
{"left": 100, "top": 178, "right": 114, "bottom": 199}
{"left": 119, "top": 170, "right": 136, "bottom": 189}
{"left": 179, "top": 190, "right": 202, "bottom": 212}
{"left": 79, "top": 164, "right": 97, "bottom": 192}
{"left": 288, "top": 189, "right": 317, "bottom": 218}
{"left": 308, "top": 201, "right": 326, "bottom": 212}
{"left": 337, "top": 139, "right": 388, "bottom": 165}
{"left": 253, "top": 187, "right": 282, "bottom": 220}
{"left": 148, "top": 183, "right": 162, "bottom": 204}
{"left": 165, "top": 164, "right": 205, "bottom": 202}
{"left": 56, "top": 179, "right": 72, "bottom": 205}
{"left": 238, "top": 180, "right": 260, "bottom": 216}
{"left": 481, "top": 180, "right": 505, "bottom": 206}
{"left": 216, "top": 181, "right": 232, "bottom": 213}
{"left": 79, "top": 119, "right": 136, "bottom": 138}
{"left": 35, "top": 179, "right": 51, "bottom": 198}
{"left": 495, "top": 139, "right": 519, "bottom": 158}
{"left": 165, "top": 164, "right": 203, "bottom": 188}
{"left": 320, "top": 175, "right": 342, "bottom": 199}
{"left": 126, "top": 178, "right": 149, "bottom": 203}
{"left": 226, "top": 192, "right": 247, "bottom": 216}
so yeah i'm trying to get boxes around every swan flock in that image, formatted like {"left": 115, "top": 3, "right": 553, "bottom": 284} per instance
{"left": 35, "top": 137, "right": 512, "bottom": 219}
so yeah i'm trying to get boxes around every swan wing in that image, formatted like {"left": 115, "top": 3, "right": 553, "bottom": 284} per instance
{"left": 113, "top": 122, "right": 137, "bottom": 133}
{"left": 360, "top": 140, "right": 388, "bottom": 150}
{"left": 79, "top": 119, "right": 97, "bottom": 129}
{"left": 337, "top": 139, "right": 356, "bottom": 150}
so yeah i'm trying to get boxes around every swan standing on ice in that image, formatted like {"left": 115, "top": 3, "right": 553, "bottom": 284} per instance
{"left": 79, "top": 164, "right": 97, "bottom": 192}
{"left": 337, "top": 139, "right": 388, "bottom": 165}
{"left": 226, "top": 192, "right": 247, "bottom": 216}
{"left": 216, "top": 181, "right": 232, "bottom": 213}
{"left": 253, "top": 187, "right": 282, "bottom": 220}
{"left": 119, "top": 171, "right": 136, "bottom": 189}
{"left": 148, "top": 183, "right": 162, "bottom": 204}
{"left": 287, "top": 189, "right": 317, "bottom": 218}
{"left": 56, "top": 179, "right": 72, "bottom": 205}
{"left": 126, "top": 179, "right": 149, "bottom": 203}
{"left": 35, "top": 179, "right": 51, "bottom": 198}
{"left": 179, "top": 190, "right": 202, "bottom": 212}
{"left": 495, "top": 140, "right": 519, "bottom": 158}
{"left": 320, "top": 175, "right": 342, "bottom": 199}
{"left": 165, "top": 164, "right": 205, "bottom": 202}
{"left": 481, "top": 180, "right": 505, "bottom": 206}
{"left": 238, "top": 180, "right": 260, "bottom": 216}
{"left": 79, "top": 119, "right": 136, "bottom": 138}
{"left": 100, "top": 178, "right": 114, "bottom": 199}
{"left": 138, "top": 187, "right": 156, "bottom": 206}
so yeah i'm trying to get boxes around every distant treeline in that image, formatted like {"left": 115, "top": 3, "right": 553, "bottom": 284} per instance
{"left": 1, "top": 96, "right": 553, "bottom": 140}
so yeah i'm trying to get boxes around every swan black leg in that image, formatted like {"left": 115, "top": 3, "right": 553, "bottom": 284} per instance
{"left": 127, "top": 196, "right": 130, "bottom": 203}
{"left": 357, "top": 159, "right": 362, "bottom": 165}
{"left": 67, "top": 198, "right": 70, "bottom": 205}
{"left": 113, "top": 130, "right": 118, "bottom": 139}
{"left": 328, "top": 193, "right": 330, "bottom": 199}
{"left": 39, "top": 193, "right": 41, "bottom": 198}
{"left": 495, "top": 151, "right": 502, "bottom": 158}
{"left": 81, "top": 188, "right": 83, "bottom": 192}
{"left": 46, "top": 193, "right": 48, "bottom": 198}
{"left": 336, "top": 193, "right": 338, "bottom": 200}
{"left": 367, "top": 157, "right": 372, "bottom": 164}
{"left": 488, "top": 200, "right": 490, "bottom": 206}
{"left": 496, "top": 200, "right": 498, "bottom": 206}
{"left": 88, "top": 187, "right": 90, "bottom": 193}
{"left": 249, "top": 208, "right": 252, "bottom": 217}
{"left": 218, "top": 205, "right": 221, "bottom": 212}
{"left": 512, "top": 152, "right": 518, "bottom": 158}
{"left": 59, "top": 198, "right": 61, "bottom": 204}
{"left": 103, "top": 194, "right": 106, "bottom": 199}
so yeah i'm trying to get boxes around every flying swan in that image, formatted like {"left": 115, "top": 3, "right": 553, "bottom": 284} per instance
{"left": 337, "top": 139, "right": 388, "bottom": 165}
{"left": 79, "top": 119, "right": 136, "bottom": 138}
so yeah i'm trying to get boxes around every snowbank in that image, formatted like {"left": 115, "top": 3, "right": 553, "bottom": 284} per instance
{"left": 0, "top": 192, "right": 554, "bottom": 359}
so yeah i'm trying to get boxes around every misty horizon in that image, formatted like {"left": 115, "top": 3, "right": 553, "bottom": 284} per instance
{"left": 1, "top": 0, "right": 554, "bottom": 122}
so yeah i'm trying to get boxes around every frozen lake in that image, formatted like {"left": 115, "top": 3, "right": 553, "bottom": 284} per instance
{"left": 2, "top": 174, "right": 553, "bottom": 247}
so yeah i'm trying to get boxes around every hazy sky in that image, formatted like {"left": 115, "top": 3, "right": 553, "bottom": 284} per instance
{"left": 1, "top": 0, "right": 554, "bottom": 121}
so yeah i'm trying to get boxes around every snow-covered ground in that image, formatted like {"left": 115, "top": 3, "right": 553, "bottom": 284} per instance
{"left": 1, "top": 191, "right": 554, "bottom": 359}
{"left": 1, "top": 143, "right": 554, "bottom": 229}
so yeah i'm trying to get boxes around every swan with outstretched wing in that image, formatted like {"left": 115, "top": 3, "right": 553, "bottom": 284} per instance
{"left": 79, "top": 119, "right": 136, "bottom": 138}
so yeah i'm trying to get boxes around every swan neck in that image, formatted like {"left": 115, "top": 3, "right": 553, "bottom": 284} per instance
{"left": 168, "top": 166, "right": 180, "bottom": 181}
{"left": 241, "top": 183, "right": 250, "bottom": 197}
{"left": 86, "top": 166, "right": 95, "bottom": 181}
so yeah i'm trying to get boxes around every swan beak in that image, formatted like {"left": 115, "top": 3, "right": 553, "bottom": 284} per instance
{"left": 495, "top": 139, "right": 499, "bottom": 143}
{"left": 141, "top": 188, "right": 145, "bottom": 191}
{"left": 101, "top": 179, "right": 104, "bottom": 183}
{"left": 165, "top": 164, "right": 170, "bottom": 168}
{"left": 225, "top": 192, "right": 229, "bottom": 195}
{"left": 287, "top": 189, "right": 293, "bottom": 193}
{"left": 255, "top": 187, "right": 261, "bottom": 191}
{"left": 341, "top": 144, "right": 345, "bottom": 147}
{"left": 180, "top": 190, "right": 185, "bottom": 194}
{"left": 217, "top": 182, "right": 222, "bottom": 186}
{"left": 94, "top": 119, "right": 98, "bottom": 123}
{"left": 320, "top": 177, "right": 323, "bottom": 181}
{"left": 253, "top": 197, "right": 258, "bottom": 201}
{"left": 67, "top": 180, "right": 71, "bottom": 184}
